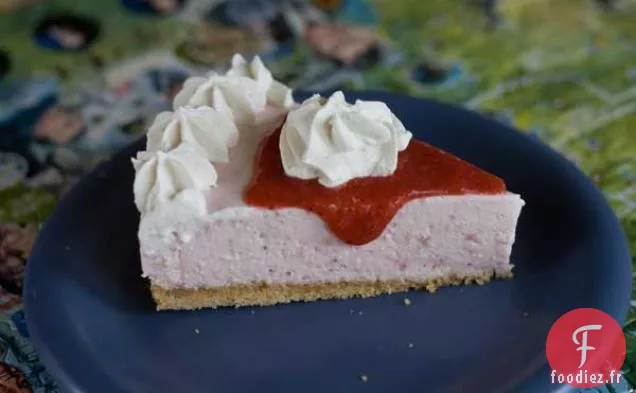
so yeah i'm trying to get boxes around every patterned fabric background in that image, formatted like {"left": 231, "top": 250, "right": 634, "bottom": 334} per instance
{"left": 0, "top": 0, "right": 634, "bottom": 391}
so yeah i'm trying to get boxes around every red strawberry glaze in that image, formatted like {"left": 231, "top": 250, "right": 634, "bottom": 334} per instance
{"left": 244, "top": 126, "right": 506, "bottom": 245}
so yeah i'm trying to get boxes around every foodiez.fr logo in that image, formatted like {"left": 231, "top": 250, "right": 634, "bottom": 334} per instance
{"left": 546, "top": 308, "right": 626, "bottom": 388}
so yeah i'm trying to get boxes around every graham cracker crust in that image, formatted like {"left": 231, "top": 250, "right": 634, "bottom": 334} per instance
{"left": 150, "top": 269, "right": 513, "bottom": 310}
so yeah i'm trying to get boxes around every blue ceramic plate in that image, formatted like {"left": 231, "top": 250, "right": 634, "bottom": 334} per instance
{"left": 24, "top": 92, "right": 632, "bottom": 393}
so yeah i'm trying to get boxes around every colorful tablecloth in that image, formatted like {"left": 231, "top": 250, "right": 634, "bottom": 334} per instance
{"left": 0, "top": 0, "right": 634, "bottom": 391}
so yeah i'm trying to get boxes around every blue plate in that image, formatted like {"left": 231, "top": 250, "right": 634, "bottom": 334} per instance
{"left": 24, "top": 92, "right": 632, "bottom": 393}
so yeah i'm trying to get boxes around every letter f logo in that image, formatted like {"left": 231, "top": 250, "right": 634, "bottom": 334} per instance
{"left": 572, "top": 324, "right": 602, "bottom": 368}
{"left": 546, "top": 309, "right": 626, "bottom": 389}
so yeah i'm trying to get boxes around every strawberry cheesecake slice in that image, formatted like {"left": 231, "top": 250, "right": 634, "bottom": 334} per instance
{"left": 132, "top": 57, "right": 524, "bottom": 310}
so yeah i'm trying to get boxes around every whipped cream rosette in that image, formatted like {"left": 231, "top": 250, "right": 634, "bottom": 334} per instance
{"left": 146, "top": 106, "right": 239, "bottom": 162}
{"left": 279, "top": 91, "right": 412, "bottom": 187}
{"left": 173, "top": 74, "right": 265, "bottom": 125}
{"left": 226, "top": 54, "right": 295, "bottom": 109}
{"left": 132, "top": 144, "right": 218, "bottom": 215}
{"left": 173, "top": 54, "right": 294, "bottom": 125}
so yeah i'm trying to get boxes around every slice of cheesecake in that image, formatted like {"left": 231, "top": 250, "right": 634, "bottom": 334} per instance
{"left": 132, "top": 57, "right": 524, "bottom": 310}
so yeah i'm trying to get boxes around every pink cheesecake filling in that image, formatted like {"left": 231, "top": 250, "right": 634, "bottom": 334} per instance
{"left": 138, "top": 117, "right": 524, "bottom": 289}
{"left": 141, "top": 194, "right": 522, "bottom": 288}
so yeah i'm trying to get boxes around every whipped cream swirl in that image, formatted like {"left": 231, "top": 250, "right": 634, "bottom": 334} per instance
{"left": 132, "top": 144, "right": 217, "bottom": 215}
{"left": 279, "top": 91, "right": 412, "bottom": 187}
{"left": 173, "top": 74, "right": 265, "bottom": 125}
{"left": 226, "top": 54, "right": 295, "bottom": 109}
{"left": 146, "top": 106, "right": 238, "bottom": 162}
{"left": 173, "top": 55, "right": 294, "bottom": 124}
